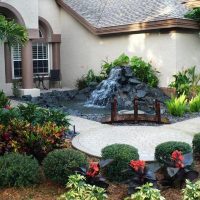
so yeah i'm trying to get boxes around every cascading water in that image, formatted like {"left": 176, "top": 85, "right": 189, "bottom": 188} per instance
{"left": 85, "top": 67, "right": 122, "bottom": 107}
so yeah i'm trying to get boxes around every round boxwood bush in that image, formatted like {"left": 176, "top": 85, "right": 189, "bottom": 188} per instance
{"left": 155, "top": 141, "right": 192, "bottom": 164}
{"left": 101, "top": 143, "right": 139, "bottom": 182}
{"left": 43, "top": 149, "right": 87, "bottom": 185}
{"left": 0, "top": 153, "right": 40, "bottom": 187}
{"left": 193, "top": 133, "right": 200, "bottom": 156}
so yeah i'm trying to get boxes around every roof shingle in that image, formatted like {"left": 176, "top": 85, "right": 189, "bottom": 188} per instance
{"left": 61, "top": 0, "right": 189, "bottom": 28}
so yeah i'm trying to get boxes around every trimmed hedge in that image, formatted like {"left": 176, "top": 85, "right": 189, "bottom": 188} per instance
{"left": 193, "top": 133, "right": 200, "bottom": 156}
{"left": 0, "top": 153, "right": 40, "bottom": 187}
{"left": 155, "top": 141, "right": 192, "bottom": 164}
{"left": 101, "top": 144, "right": 139, "bottom": 182}
{"left": 43, "top": 149, "right": 87, "bottom": 185}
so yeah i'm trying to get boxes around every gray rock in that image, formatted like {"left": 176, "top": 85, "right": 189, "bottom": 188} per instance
{"left": 129, "top": 78, "right": 141, "bottom": 84}
{"left": 136, "top": 90, "right": 147, "bottom": 98}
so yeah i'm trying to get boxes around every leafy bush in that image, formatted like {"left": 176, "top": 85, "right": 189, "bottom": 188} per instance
{"left": 43, "top": 149, "right": 87, "bottom": 185}
{"left": 185, "top": 8, "right": 200, "bottom": 22}
{"left": 155, "top": 141, "right": 192, "bottom": 164}
{"left": 124, "top": 183, "right": 165, "bottom": 200}
{"left": 76, "top": 69, "right": 103, "bottom": 90}
{"left": 0, "top": 119, "right": 68, "bottom": 161}
{"left": 101, "top": 144, "right": 139, "bottom": 182}
{"left": 58, "top": 174, "right": 107, "bottom": 200}
{"left": 183, "top": 180, "right": 200, "bottom": 200}
{"left": 77, "top": 54, "right": 159, "bottom": 89}
{"left": 192, "top": 132, "right": 200, "bottom": 157}
{"left": 169, "top": 66, "right": 200, "bottom": 97}
{"left": 17, "top": 104, "right": 70, "bottom": 127}
{"left": 0, "top": 90, "right": 10, "bottom": 108}
{"left": 130, "top": 56, "right": 159, "bottom": 87}
{"left": 165, "top": 94, "right": 188, "bottom": 117}
{"left": 189, "top": 94, "right": 200, "bottom": 112}
{"left": 0, "top": 153, "right": 40, "bottom": 187}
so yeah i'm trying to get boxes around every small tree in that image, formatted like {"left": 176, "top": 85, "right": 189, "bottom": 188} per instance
{"left": 0, "top": 15, "right": 28, "bottom": 47}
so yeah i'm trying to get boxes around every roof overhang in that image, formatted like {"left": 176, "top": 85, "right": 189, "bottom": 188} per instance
{"left": 56, "top": 0, "right": 200, "bottom": 35}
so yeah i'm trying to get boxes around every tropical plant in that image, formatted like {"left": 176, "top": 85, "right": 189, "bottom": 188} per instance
{"left": 43, "top": 149, "right": 87, "bottom": 185}
{"left": 0, "top": 153, "right": 40, "bottom": 187}
{"left": 183, "top": 179, "right": 200, "bottom": 200}
{"left": 192, "top": 132, "right": 200, "bottom": 157}
{"left": 185, "top": 8, "right": 200, "bottom": 22}
{"left": 189, "top": 94, "right": 200, "bottom": 112}
{"left": 123, "top": 160, "right": 160, "bottom": 194}
{"left": 0, "top": 15, "right": 28, "bottom": 47}
{"left": 58, "top": 174, "right": 108, "bottom": 200}
{"left": 113, "top": 53, "right": 130, "bottom": 66}
{"left": 165, "top": 94, "right": 188, "bottom": 117}
{"left": 130, "top": 56, "right": 159, "bottom": 87}
{"left": 124, "top": 183, "right": 165, "bottom": 200}
{"left": 75, "top": 159, "right": 113, "bottom": 189}
{"left": 101, "top": 144, "right": 139, "bottom": 182}
{"left": 0, "top": 90, "right": 10, "bottom": 108}
{"left": 159, "top": 150, "right": 198, "bottom": 188}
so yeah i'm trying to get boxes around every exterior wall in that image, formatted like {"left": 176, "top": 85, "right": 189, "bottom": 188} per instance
{"left": 0, "top": 0, "right": 38, "bottom": 29}
{"left": 39, "top": 0, "right": 61, "bottom": 34}
{"left": 0, "top": 46, "right": 12, "bottom": 95}
{"left": 60, "top": 9, "right": 177, "bottom": 88}
{"left": 176, "top": 31, "right": 200, "bottom": 74}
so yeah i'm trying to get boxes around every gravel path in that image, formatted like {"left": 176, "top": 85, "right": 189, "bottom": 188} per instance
{"left": 71, "top": 116, "right": 200, "bottom": 161}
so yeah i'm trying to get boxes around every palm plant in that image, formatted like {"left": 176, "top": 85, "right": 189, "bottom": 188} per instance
{"left": 0, "top": 15, "right": 28, "bottom": 47}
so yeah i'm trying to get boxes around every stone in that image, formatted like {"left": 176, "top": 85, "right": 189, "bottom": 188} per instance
{"left": 128, "top": 78, "right": 141, "bottom": 84}
{"left": 124, "top": 66, "right": 133, "bottom": 77}
{"left": 136, "top": 90, "right": 147, "bottom": 98}
{"left": 21, "top": 95, "right": 32, "bottom": 101}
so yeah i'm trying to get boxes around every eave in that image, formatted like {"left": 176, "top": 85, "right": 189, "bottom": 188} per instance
{"left": 56, "top": 0, "right": 200, "bottom": 35}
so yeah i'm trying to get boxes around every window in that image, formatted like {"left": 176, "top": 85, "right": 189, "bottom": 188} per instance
{"left": 12, "top": 44, "right": 22, "bottom": 78}
{"left": 12, "top": 42, "right": 50, "bottom": 78}
{"left": 32, "top": 43, "right": 49, "bottom": 74}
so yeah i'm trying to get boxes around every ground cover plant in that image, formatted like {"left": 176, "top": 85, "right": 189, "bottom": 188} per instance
{"left": 101, "top": 144, "right": 139, "bottom": 182}
{"left": 124, "top": 183, "right": 165, "bottom": 200}
{"left": 182, "top": 180, "right": 200, "bottom": 200}
{"left": 58, "top": 174, "right": 108, "bottom": 200}
{"left": 77, "top": 53, "right": 159, "bottom": 89}
{"left": 192, "top": 132, "right": 200, "bottom": 157}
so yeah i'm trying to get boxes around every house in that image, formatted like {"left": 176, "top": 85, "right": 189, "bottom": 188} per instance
{"left": 0, "top": 0, "right": 200, "bottom": 97}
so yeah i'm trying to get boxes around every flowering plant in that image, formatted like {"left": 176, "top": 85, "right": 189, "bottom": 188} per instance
{"left": 75, "top": 159, "right": 113, "bottom": 189}
{"left": 160, "top": 151, "right": 198, "bottom": 188}
{"left": 123, "top": 160, "right": 160, "bottom": 195}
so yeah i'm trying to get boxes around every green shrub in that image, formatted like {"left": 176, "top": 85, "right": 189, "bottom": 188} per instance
{"left": 124, "top": 183, "right": 165, "bottom": 200}
{"left": 101, "top": 144, "right": 139, "bottom": 182}
{"left": 130, "top": 56, "right": 159, "bottom": 87}
{"left": 17, "top": 104, "right": 70, "bottom": 127}
{"left": 192, "top": 133, "right": 200, "bottom": 156}
{"left": 165, "top": 94, "right": 188, "bottom": 117}
{"left": 58, "top": 174, "right": 107, "bottom": 200}
{"left": 0, "top": 153, "right": 40, "bottom": 187}
{"left": 43, "top": 149, "right": 87, "bottom": 185}
{"left": 189, "top": 94, "right": 200, "bottom": 112}
{"left": 183, "top": 179, "right": 200, "bottom": 200}
{"left": 113, "top": 53, "right": 130, "bottom": 66}
{"left": 155, "top": 141, "right": 192, "bottom": 164}
{"left": 0, "top": 90, "right": 10, "bottom": 108}
{"left": 185, "top": 8, "right": 200, "bottom": 22}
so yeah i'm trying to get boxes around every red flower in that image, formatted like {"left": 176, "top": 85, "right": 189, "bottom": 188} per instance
{"left": 4, "top": 105, "right": 12, "bottom": 110}
{"left": 130, "top": 160, "right": 146, "bottom": 172}
{"left": 171, "top": 150, "right": 184, "bottom": 168}
{"left": 86, "top": 162, "right": 100, "bottom": 177}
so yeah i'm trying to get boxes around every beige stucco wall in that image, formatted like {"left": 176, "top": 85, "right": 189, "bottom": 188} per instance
{"left": 39, "top": 0, "right": 61, "bottom": 34}
{"left": 176, "top": 31, "right": 200, "bottom": 73}
{"left": 60, "top": 10, "right": 178, "bottom": 88}
{"left": 0, "top": 0, "right": 38, "bottom": 29}
{"left": 0, "top": 46, "right": 12, "bottom": 95}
